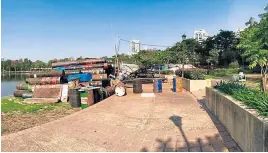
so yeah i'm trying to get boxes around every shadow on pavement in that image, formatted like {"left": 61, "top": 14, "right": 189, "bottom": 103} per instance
{"left": 140, "top": 113, "right": 242, "bottom": 152}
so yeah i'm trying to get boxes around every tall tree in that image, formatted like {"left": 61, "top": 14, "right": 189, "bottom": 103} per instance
{"left": 238, "top": 5, "right": 268, "bottom": 91}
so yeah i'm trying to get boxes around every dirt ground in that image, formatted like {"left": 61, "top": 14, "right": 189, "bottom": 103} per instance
{"left": 1, "top": 103, "right": 81, "bottom": 135}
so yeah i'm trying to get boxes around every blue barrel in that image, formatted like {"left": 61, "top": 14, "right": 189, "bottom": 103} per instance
{"left": 173, "top": 77, "right": 176, "bottom": 92}
{"left": 55, "top": 67, "right": 66, "bottom": 71}
{"left": 67, "top": 73, "right": 92, "bottom": 82}
{"left": 153, "top": 79, "right": 162, "bottom": 93}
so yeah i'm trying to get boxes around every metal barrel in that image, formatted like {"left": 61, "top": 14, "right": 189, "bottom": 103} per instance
{"left": 26, "top": 77, "right": 61, "bottom": 85}
{"left": 52, "top": 58, "right": 106, "bottom": 67}
{"left": 16, "top": 83, "right": 29, "bottom": 90}
{"left": 14, "top": 90, "right": 28, "bottom": 97}
{"left": 69, "top": 89, "right": 81, "bottom": 107}
{"left": 173, "top": 77, "right": 182, "bottom": 92}
{"left": 65, "top": 69, "right": 105, "bottom": 75}
{"left": 93, "top": 88, "right": 102, "bottom": 103}
{"left": 105, "top": 86, "right": 115, "bottom": 97}
{"left": 29, "top": 70, "right": 64, "bottom": 78}
{"left": 89, "top": 81, "right": 102, "bottom": 87}
{"left": 133, "top": 79, "right": 142, "bottom": 93}
{"left": 87, "top": 89, "right": 94, "bottom": 106}
{"left": 57, "top": 63, "right": 110, "bottom": 70}
{"left": 92, "top": 74, "right": 107, "bottom": 80}
{"left": 22, "top": 92, "right": 33, "bottom": 99}
{"left": 153, "top": 79, "right": 162, "bottom": 93}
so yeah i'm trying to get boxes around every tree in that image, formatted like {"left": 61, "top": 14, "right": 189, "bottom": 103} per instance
{"left": 206, "top": 49, "right": 219, "bottom": 68}
{"left": 238, "top": 5, "right": 268, "bottom": 91}
{"left": 214, "top": 30, "right": 240, "bottom": 66}
{"left": 76, "top": 56, "right": 83, "bottom": 60}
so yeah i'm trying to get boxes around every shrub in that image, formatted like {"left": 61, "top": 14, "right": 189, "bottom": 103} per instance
{"left": 175, "top": 69, "right": 208, "bottom": 80}
{"left": 229, "top": 61, "right": 239, "bottom": 68}
{"left": 208, "top": 68, "right": 239, "bottom": 77}
{"left": 154, "top": 70, "right": 174, "bottom": 75}
{"left": 215, "top": 81, "right": 268, "bottom": 116}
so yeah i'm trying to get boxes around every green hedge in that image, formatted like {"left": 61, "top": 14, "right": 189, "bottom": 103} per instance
{"left": 175, "top": 69, "right": 208, "bottom": 80}
{"left": 208, "top": 68, "right": 239, "bottom": 77}
{"left": 215, "top": 81, "right": 268, "bottom": 116}
{"left": 154, "top": 70, "right": 174, "bottom": 75}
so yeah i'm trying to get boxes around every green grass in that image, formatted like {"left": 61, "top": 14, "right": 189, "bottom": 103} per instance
{"left": 1, "top": 96, "right": 71, "bottom": 114}
{"left": 204, "top": 75, "right": 216, "bottom": 79}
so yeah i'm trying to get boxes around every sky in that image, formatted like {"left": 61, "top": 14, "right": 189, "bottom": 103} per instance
{"left": 1, "top": 0, "right": 267, "bottom": 62}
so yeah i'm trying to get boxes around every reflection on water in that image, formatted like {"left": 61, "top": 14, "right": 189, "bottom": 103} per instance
{"left": 1, "top": 74, "right": 28, "bottom": 97}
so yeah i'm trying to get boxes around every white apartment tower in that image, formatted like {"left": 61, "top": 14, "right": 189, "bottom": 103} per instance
{"left": 129, "top": 40, "right": 141, "bottom": 55}
{"left": 193, "top": 29, "right": 208, "bottom": 43}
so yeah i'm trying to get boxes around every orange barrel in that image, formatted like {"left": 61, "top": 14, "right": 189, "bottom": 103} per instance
{"left": 175, "top": 77, "right": 183, "bottom": 92}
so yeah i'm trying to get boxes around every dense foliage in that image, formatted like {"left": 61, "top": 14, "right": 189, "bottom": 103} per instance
{"left": 175, "top": 69, "right": 208, "bottom": 80}
{"left": 238, "top": 5, "right": 268, "bottom": 76}
{"left": 208, "top": 68, "right": 240, "bottom": 77}
{"left": 215, "top": 81, "right": 268, "bottom": 116}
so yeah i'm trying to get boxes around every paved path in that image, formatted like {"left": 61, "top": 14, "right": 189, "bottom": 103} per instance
{"left": 2, "top": 84, "right": 241, "bottom": 152}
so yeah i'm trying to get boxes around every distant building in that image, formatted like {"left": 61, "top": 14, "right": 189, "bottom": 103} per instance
{"left": 193, "top": 29, "right": 208, "bottom": 43}
{"left": 129, "top": 40, "right": 141, "bottom": 55}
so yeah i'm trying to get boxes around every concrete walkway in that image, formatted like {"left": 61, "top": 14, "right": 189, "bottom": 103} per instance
{"left": 1, "top": 84, "right": 242, "bottom": 152}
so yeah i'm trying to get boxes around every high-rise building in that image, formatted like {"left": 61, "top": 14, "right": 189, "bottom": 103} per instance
{"left": 193, "top": 29, "right": 208, "bottom": 43}
{"left": 129, "top": 40, "right": 141, "bottom": 55}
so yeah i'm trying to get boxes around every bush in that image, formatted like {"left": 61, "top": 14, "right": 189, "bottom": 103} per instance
{"left": 215, "top": 81, "right": 268, "bottom": 116}
{"left": 175, "top": 69, "right": 208, "bottom": 80}
{"left": 208, "top": 68, "right": 239, "bottom": 77}
{"left": 229, "top": 61, "right": 239, "bottom": 68}
{"left": 154, "top": 70, "right": 174, "bottom": 75}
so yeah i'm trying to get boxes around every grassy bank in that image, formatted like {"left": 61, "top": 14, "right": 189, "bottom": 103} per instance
{"left": 1, "top": 96, "right": 81, "bottom": 135}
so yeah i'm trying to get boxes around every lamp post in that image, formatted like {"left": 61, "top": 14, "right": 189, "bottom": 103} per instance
{"left": 181, "top": 34, "right": 186, "bottom": 78}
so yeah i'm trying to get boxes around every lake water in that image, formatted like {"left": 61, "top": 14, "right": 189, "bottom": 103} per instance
{"left": 1, "top": 74, "right": 28, "bottom": 97}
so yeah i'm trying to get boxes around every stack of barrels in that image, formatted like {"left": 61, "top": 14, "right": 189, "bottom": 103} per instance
{"left": 52, "top": 58, "right": 112, "bottom": 88}
{"left": 14, "top": 83, "right": 32, "bottom": 98}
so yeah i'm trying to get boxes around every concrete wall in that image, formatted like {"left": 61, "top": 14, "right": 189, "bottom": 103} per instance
{"left": 206, "top": 88, "right": 268, "bottom": 152}
{"left": 182, "top": 78, "right": 211, "bottom": 92}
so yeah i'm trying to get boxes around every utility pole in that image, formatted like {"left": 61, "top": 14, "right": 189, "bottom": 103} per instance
{"left": 114, "top": 36, "right": 120, "bottom": 76}
{"left": 117, "top": 36, "right": 120, "bottom": 74}
{"left": 114, "top": 43, "right": 117, "bottom": 76}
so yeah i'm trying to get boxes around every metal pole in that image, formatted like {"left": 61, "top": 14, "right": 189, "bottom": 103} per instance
{"left": 117, "top": 36, "right": 120, "bottom": 75}
{"left": 114, "top": 44, "right": 117, "bottom": 76}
